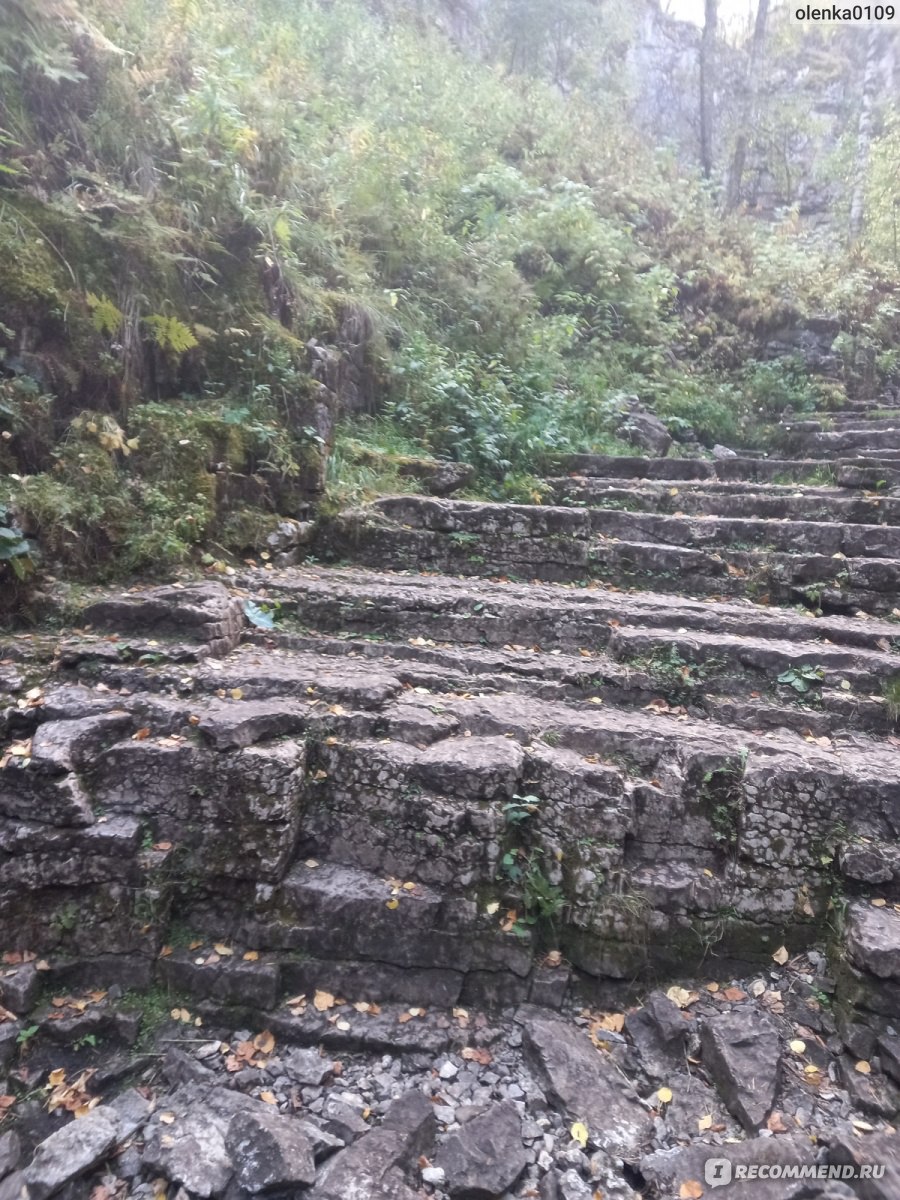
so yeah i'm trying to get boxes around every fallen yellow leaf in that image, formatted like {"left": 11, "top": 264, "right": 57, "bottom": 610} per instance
{"left": 571, "top": 1121, "right": 589, "bottom": 1148}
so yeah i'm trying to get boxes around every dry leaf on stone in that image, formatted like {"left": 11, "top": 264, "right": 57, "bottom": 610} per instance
{"left": 461, "top": 1047, "right": 492, "bottom": 1065}
{"left": 666, "top": 986, "right": 698, "bottom": 1009}
{"left": 253, "top": 1030, "right": 275, "bottom": 1055}
{"left": 593, "top": 1012, "right": 625, "bottom": 1032}
{"left": 571, "top": 1122, "right": 589, "bottom": 1148}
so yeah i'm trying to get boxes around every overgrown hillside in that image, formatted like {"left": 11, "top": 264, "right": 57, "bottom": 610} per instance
{"left": 2, "top": 0, "right": 900, "bottom": 599}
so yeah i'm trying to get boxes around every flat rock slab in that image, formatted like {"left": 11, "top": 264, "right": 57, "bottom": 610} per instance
{"left": 828, "top": 1129, "right": 900, "bottom": 1199}
{"left": 435, "top": 1100, "right": 528, "bottom": 1199}
{"left": 308, "top": 1127, "right": 417, "bottom": 1200}
{"left": 24, "top": 1106, "right": 121, "bottom": 1200}
{"left": 143, "top": 1107, "right": 233, "bottom": 1198}
{"left": 227, "top": 1106, "right": 316, "bottom": 1192}
{"left": 624, "top": 990, "right": 689, "bottom": 1081}
{"left": 846, "top": 901, "right": 900, "bottom": 980}
{"left": 519, "top": 1008, "right": 653, "bottom": 1159}
{"left": 82, "top": 582, "right": 244, "bottom": 656}
{"left": 700, "top": 1010, "right": 781, "bottom": 1132}
{"left": 262, "top": 1001, "right": 456, "bottom": 1056}
{"left": 642, "top": 1133, "right": 823, "bottom": 1199}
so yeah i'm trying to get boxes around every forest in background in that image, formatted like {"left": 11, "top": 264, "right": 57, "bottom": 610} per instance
{"left": 2, "top": 0, "right": 900, "bottom": 588}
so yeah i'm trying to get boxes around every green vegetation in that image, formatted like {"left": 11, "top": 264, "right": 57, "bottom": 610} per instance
{"left": 777, "top": 663, "right": 827, "bottom": 695}
{"left": 2, "top": 1, "right": 900, "bottom": 590}
{"left": 699, "top": 754, "right": 748, "bottom": 854}
{"left": 882, "top": 676, "right": 900, "bottom": 721}
{"left": 499, "top": 791, "right": 566, "bottom": 935}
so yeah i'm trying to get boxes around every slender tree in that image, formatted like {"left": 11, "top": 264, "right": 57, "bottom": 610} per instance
{"left": 849, "top": 24, "right": 880, "bottom": 244}
{"left": 725, "top": 0, "right": 770, "bottom": 211}
{"left": 699, "top": 0, "right": 718, "bottom": 179}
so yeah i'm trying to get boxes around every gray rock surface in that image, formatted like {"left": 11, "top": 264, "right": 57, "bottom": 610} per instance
{"left": 24, "top": 1107, "right": 121, "bottom": 1200}
{"left": 700, "top": 1010, "right": 781, "bottom": 1132}
{"left": 521, "top": 1009, "right": 653, "bottom": 1158}
{"left": 434, "top": 1101, "right": 528, "bottom": 1199}
{"left": 227, "top": 1106, "right": 316, "bottom": 1192}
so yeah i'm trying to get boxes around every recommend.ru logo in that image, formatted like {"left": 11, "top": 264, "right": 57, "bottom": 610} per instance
{"left": 705, "top": 1159, "right": 733, "bottom": 1188}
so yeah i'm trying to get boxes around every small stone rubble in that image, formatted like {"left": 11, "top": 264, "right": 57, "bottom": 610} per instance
{"left": 1, "top": 958, "right": 899, "bottom": 1199}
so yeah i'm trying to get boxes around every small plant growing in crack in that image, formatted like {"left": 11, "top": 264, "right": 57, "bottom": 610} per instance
{"left": 499, "top": 793, "right": 566, "bottom": 935}
{"left": 882, "top": 676, "right": 900, "bottom": 721}
{"left": 777, "top": 663, "right": 825, "bottom": 695}
{"left": 502, "top": 794, "right": 541, "bottom": 826}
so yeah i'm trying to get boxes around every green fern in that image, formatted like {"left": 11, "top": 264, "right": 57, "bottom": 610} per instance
{"left": 86, "top": 292, "right": 123, "bottom": 336}
{"left": 143, "top": 314, "right": 199, "bottom": 355}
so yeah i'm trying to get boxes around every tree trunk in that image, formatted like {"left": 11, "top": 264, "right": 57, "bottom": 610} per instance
{"left": 849, "top": 24, "right": 880, "bottom": 245}
{"left": 699, "top": 0, "right": 718, "bottom": 179}
{"left": 725, "top": 0, "right": 769, "bottom": 211}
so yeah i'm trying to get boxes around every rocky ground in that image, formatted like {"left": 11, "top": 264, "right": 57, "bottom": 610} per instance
{"left": 2, "top": 951, "right": 899, "bottom": 1199}
{"left": 5, "top": 400, "right": 900, "bottom": 1196}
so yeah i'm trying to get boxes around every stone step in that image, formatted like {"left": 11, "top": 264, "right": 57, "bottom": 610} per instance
{"left": 94, "top": 681, "right": 897, "bottom": 978}
{"left": 324, "top": 498, "right": 900, "bottom": 613}
{"left": 785, "top": 415, "right": 900, "bottom": 433}
{"left": 368, "top": 496, "right": 900, "bottom": 558}
{"left": 254, "top": 564, "right": 900, "bottom": 654}
{"left": 565, "top": 455, "right": 817, "bottom": 482}
{"left": 548, "top": 479, "right": 900, "bottom": 525}
{"left": 794, "top": 428, "right": 900, "bottom": 454}
{"left": 6, "top": 574, "right": 900, "bottom": 1012}
{"left": 564, "top": 454, "right": 900, "bottom": 487}
{"left": 239, "top": 627, "right": 897, "bottom": 737}
{"left": 608, "top": 623, "right": 898, "bottom": 692}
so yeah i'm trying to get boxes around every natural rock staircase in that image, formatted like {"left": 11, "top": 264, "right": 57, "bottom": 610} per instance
{"left": 5, "top": 398, "right": 900, "bottom": 1196}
